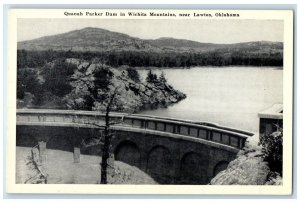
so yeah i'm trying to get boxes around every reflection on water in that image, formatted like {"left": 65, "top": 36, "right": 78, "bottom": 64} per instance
{"left": 138, "top": 67, "right": 283, "bottom": 133}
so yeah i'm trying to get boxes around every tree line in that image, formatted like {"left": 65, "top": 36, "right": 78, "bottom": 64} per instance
{"left": 17, "top": 49, "right": 283, "bottom": 69}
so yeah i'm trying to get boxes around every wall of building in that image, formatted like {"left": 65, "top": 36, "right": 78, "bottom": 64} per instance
{"left": 259, "top": 118, "right": 283, "bottom": 139}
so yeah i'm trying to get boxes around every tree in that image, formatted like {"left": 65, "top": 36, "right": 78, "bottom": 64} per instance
{"left": 100, "top": 88, "right": 117, "bottom": 184}
{"left": 260, "top": 127, "right": 283, "bottom": 175}
{"left": 41, "top": 58, "right": 76, "bottom": 97}
{"left": 71, "top": 63, "right": 130, "bottom": 183}
{"left": 126, "top": 67, "right": 140, "bottom": 82}
{"left": 17, "top": 68, "right": 41, "bottom": 99}
{"left": 159, "top": 72, "right": 167, "bottom": 83}
{"left": 146, "top": 70, "right": 158, "bottom": 83}
{"left": 83, "top": 87, "right": 131, "bottom": 184}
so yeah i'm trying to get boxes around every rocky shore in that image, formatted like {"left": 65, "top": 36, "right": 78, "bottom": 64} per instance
{"left": 17, "top": 58, "right": 186, "bottom": 112}
{"left": 65, "top": 58, "right": 186, "bottom": 112}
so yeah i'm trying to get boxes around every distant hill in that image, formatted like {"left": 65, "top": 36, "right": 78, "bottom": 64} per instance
{"left": 17, "top": 27, "right": 283, "bottom": 68}
{"left": 18, "top": 27, "right": 283, "bottom": 53}
{"left": 146, "top": 37, "right": 224, "bottom": 51}
{"left": 18, "top": 27, "right": 157, "bottom": 51}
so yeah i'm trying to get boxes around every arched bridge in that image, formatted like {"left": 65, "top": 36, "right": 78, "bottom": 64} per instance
{"left": 16, "top": 109, "right": 253, "bottom": 184}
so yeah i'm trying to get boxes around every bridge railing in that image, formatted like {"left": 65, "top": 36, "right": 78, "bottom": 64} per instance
{"left": 16, "top": 109, "right": 253, "bottom": 150}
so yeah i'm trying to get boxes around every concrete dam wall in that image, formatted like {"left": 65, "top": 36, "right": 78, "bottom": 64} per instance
{"left": 16, "top": 109, "right": 253, "bottom": 184}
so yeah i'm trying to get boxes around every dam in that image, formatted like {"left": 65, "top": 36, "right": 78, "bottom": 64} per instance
{"left": 16, "top": 109, "right": 253, "bottom": 184}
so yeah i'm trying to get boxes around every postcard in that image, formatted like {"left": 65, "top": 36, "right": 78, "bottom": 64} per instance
{"left": 6, "top": 8, "right": 293, "bottom": 194}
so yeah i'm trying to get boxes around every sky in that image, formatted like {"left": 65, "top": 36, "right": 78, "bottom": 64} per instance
{"left": 17, "top": 18, "right": 283, "bottom": 44}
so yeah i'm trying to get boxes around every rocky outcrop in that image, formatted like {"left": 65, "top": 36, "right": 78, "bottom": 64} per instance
{"left": 65, "top": 59, "right": 186, "bottom": 112}
{"left": 210, "top": 146, "right": 269, "bottom": 185}
{"left": 210, "top": 140, "right": 282, "bottom": 185}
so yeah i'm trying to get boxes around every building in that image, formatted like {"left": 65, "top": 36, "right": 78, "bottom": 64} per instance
{"left": 258, "top": 103, "right": 283, "bottom": 139}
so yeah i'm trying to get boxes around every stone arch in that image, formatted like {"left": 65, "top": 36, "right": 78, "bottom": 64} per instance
{"left": 213, "top": 161, "right": 229, "bottom": 177}
{"left": 16, "top": 133, "right": 38, "bottom": 148}
{"left": 146, "top": 145, "right": 173, "bottom": 182}
{"left": 114, "top": 140, "right": 141, "bottom": 167}
{"left": 179, "top": 152, "right": 209, "bottom": 184}
{"left": 46, "top": 135, "right": 74, "bottom": 152}
{"left": 80, "top": 136, "right": 102, "bottom": 156}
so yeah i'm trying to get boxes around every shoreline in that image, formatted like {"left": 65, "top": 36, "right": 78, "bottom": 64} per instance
{"left": 132, "top": 66, "right": 283, "bottom": 70}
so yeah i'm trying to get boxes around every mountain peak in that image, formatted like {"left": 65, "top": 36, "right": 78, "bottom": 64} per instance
{"left": 77, "top": 27, "right": 112, "bottom": 32}
{"left": 17, "top": 27, "right": 283, "bottom": 52}
{"left": 18, "top": 27, "right": 153, "bottom": 51}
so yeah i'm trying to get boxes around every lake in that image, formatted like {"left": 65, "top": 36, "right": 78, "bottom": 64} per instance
{"left": 138, "top": 67, "right": 283, "bottom": 133}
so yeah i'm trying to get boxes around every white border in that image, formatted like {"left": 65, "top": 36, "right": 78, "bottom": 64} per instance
{"left": 5, "top": 8, "right": 294, "bottom": 195}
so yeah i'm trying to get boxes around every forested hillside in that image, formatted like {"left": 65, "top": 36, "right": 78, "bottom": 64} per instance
{"left": 18, "top": 27, "right": 283, "bottom": 68}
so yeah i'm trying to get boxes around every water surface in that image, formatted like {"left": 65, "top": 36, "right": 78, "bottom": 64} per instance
{"left": 138, "top": 67, "right": 283, "bottom": 133}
